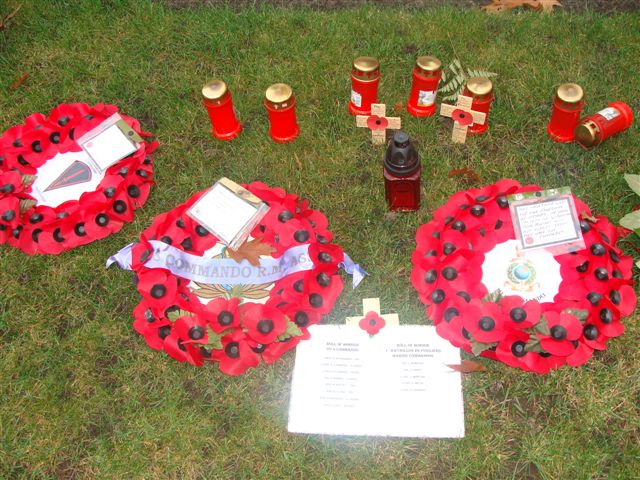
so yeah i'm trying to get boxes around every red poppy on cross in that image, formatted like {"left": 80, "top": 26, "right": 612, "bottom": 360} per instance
{"left": 356, "top": 103, "right": 401, "bottom": 145}
{"left": 439, "top": 95, "right": 486, "bottom": 144}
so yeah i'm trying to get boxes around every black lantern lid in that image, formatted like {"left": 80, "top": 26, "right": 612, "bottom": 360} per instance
{"left": 384, "top": 131, "right": 420, "bottom": 177}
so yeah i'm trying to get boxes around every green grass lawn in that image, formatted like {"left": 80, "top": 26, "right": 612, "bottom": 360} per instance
{"left": 1, "top": 1, "right": 639, "bottom": 478}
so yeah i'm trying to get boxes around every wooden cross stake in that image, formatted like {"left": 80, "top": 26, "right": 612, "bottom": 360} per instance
{"left": 345, "top": 298, "right": 400, "bottom": 327}
{"left": 439, "top": 95, "right": 486, "bottom": 144}
{"left": 356, "top": 103, "right": 401, "bottom": 145}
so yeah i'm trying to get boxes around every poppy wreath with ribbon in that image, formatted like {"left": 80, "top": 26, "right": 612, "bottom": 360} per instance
{"left": 411, "top": 179, "right": 636, "bottom": 374}
{"left": 0, "top": 103, "right": 157, "bottom": 254}
{"left": 128, "top": 182, "right": 346, "bottom": 375}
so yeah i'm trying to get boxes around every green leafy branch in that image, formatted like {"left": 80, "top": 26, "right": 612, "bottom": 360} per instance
{"left": 439, "top": 59, "right": 498, "bottom": 102}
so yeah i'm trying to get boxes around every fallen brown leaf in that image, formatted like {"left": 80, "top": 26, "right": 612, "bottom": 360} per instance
{"left": 537, "top": 0, "right": 562, "bottom": 12}
{"left": 446, "top": 360, "right": 487, "bottom": 373}
{"left": 0, "top": 4, "right": 22, "bottom": 31}
{"left": 482, "top": 0, "right": 541, "bottom": 13}
{"left": 448, "top": 167, "right": 480, "bottom": 184}
{"left": 227, "top": 237, "right": 275, "bottom": 267}
{"left": 9, "top": 72, "right": 28, "bottom": 90}
{"left": 393, "top": 102, "right": 403, "bottom": 115}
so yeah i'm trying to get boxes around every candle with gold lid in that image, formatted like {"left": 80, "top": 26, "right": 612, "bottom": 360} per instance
{"left": 406, "top": 56, "right": 442, "bottom": 117}
{"left": 547, "top": 83, "right": 585, "bottom": 143}
{"left": 574, "top": 101, "right": 633, "bottom": 149}
{"left": 463, "top": 77, "right": 494, "bottom": 135}
{"left": 201, "top": 79, "right": 242, "bottom": 141}
{"left": 265, "top": 83, "right": 300, "bottom": 143}
{"left": 349, "top": 56, "right": 380, "bottom": 116}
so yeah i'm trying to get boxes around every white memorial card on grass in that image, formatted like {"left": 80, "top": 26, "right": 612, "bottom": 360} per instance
{"left": 288, "top": 322, "right": 465, "bottom": 438}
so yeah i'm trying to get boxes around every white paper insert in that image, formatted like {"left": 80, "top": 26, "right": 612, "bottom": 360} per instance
{"left": 418, "top": 90, "right": 437, "bottom": 107}
{"left": 512, "top": 197, "right": 581, "bottom": 251}
{"left": 187, "top": 183, "right": 264, "bottom": 247}
{"left": 288, "top": 325, "right": 465, "bottom": 438}
{"left": 80, "top": 123, "right": 137, "bottom": 171}
{"left": 350, "top": 90, "right": 362, "bottom": 108}
{"left": 30, "top": 151, "right": 104, "bottom": 208}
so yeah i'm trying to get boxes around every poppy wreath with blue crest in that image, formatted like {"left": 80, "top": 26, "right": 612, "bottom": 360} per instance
{"left": 411, "top": 179, "right": 636, "bottom": 374}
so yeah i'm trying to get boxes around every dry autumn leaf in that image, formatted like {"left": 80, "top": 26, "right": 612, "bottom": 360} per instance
{"left": 537, "top": 0, "right": 562, "bottom": 12}
{"left": 227, "top": 237, "right": 275, "bottom": 267}
{"left": 446, "top": 360, "right": 488, "bottom": 373}
{"left": 9, "top": 72, "right": 28, "bottom": 90}
{"left": 0, "top": 4, "right": 22, "bottom": 31}
{"left": 449, "top": 167, "right": 480, "bottom": 184}
{"left": 482, "top": 0, "right": 561, "bottom": 13}
{"left": 393, "top": 102, "right": 404, "bottom": 115}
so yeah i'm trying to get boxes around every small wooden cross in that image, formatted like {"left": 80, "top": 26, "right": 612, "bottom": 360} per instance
{"left": 356, "top": 103, "right": 401, "bottom": 145}
{"left": 439, "top": 95, "right": 486, "bottom": 144}
{"left": 345, "top": 298, "right": 400, "bottom": 327}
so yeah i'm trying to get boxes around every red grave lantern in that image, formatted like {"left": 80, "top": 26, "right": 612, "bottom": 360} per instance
{"left": 406, "top": 56, "right": 442, "bottom": 117}
{"left": 574, "top": 101, "right": 634, "bottom": 149}
{"left": 547, "top": 83, "right": 585, "bottom": 143}
{"left": 265, "top": 83, "right": 300, "bottom": 144}
{"left": 201, "top": 79, "right": 242, "bottom": 141}
{"left": 349, "top": 56, "right": 380, "bottom": 116}
{"left": 463, "top": 77, "right": 494, "bottom": 135}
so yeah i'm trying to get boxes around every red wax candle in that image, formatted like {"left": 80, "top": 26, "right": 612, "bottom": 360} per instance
{"left": 406, "top": 56, "right": 442, "bottom": 117}
{"left": 202, "top": 79, "right": 242, "bottom": 141}
{"left": 575, "top": 101, "right": 634, "bottom": 149}
{"left": 383, "top": 131, "right": 421, "bottom": 211}
{"left": 463, "top": 77, "right": 494, "bottom": 135}
{"left": 349, "top": 56, "right": 380, "bottom": 116}
{"left": 547, "top": 83, "right": 585, "bottom": 143}
{"left": 265, "top": 83, "right": 299, "bottom": 144}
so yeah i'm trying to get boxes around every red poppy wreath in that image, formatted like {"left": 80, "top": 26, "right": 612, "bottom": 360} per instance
{"left": 0, "top": 103, "right": 157, "bottom": 254}
{"left": 109, "top": 182, "right": 362, "bottom": 375}
{"left": 411, "top": 179, "right": 637, "bottom": 374}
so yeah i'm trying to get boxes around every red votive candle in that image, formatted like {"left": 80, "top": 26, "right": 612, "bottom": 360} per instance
{"left": 407, "top": 56, "right": 442, "bottom": 117}
{"left": 463, "top": 77, "right": 494, "bottom": 135}
{"left": 349, "top": 56, "right": 380, "bottom": 116}
{"left": 265, "top": 83, "right": 300, "bottom": 144}
{"left": 202, "top": 79, "right": 242, "bottom": 141}
{"left": 383, "top": 131, "right": 421, "bottom": 211}
{"left": 547, "top": 83, "right": 585, "bottom": 143}
{"left": 574, "top": 101, "right": 634, "bottom": 149}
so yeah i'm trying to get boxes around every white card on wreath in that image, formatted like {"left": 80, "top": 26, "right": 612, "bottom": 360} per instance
{"left": 77, "top": 114, "right": 139, "bottom": 172}
{"left": 288, "top": 324, "right": 465, "bottom": 438}
{"left": 186, "top": 178, "right": 269, "bottom": 250}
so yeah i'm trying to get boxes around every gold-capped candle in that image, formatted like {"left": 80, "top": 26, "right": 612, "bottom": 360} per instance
{"left": 201, "top": 79, "right": 242, "bottom": 141}
{"left": 265, "top": 83, "right": 300, "bottom": 143}
{"left": 349, "top": 56, "right": 380, "bottom": 116}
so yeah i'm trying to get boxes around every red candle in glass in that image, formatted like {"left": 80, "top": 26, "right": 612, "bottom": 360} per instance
{"left": 384, "top": 131, "right": 421, "bottom": 211}
{"left": 547, "top": 83, "right": 585, "bottom": 143}
{"left": 349, "top": 56, "right": 380, "bottom": 116}
{"left": 265, "top": 83, "right": 299, "bottom": 144}
{"left": 407, "top": 56, "right": 442, "bottom": 117}
{"left": 202, "top": 79, "right": 242, "bottom": 141}
{"left": 574, "top": 101, "right": 634, "bottom": 149}
{"left": 463, "top": 77, "right": 494, "bottom": 135}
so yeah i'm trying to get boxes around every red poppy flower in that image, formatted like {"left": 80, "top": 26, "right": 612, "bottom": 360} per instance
{"left": 138, "top": 269, "right": 178, "bottom": 310}
{"left": 259, "top": 335, "right": 302, "bottom": 364}
{"left": 539, "top": 311, "right": 582, "bottom": 356}
{"left": 212, "top": 329, "right": 261, "bottom": 376}
{"left": 359, "top": 311, "right": 386, "bottom": 335}
{"left": 366, "top": 115, "right": 388, "bottom": 130}
{"left": 566, "top": 341, "right": 593, "bottom": 367}
{"left": 241, "top": 303, "right": 288, "bottom": 344}
{"left": 500, "top": 296, "right": 541, "bottom": 329}
{"left": 163, "top": 316, "right": 207, "bottom": 366}
{"left": 495, "top": 331, "right": 532, "bottom": 369}
{"left": 451, "top": 109, "right": 474, "bottom": 126}
{"left": 202, "top": 297, "right": 241, "bottom": 333}
{"left": 133, "top": 301, "right": 168, "bottom": 351}
{"left": 463, "top": 300, "right": 507, "bottom": 343}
